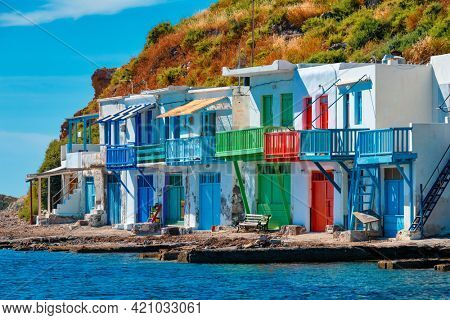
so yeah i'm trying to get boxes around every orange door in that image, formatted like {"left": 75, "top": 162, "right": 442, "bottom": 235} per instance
{"left": 311, "top": 172, "right": 334, "bottom": 232}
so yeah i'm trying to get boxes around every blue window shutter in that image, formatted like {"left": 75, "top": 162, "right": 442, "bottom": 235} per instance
{"left": 354, "top": 92, "right": 362, "bottom": 125}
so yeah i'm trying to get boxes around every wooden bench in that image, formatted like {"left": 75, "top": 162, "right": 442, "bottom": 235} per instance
{"left": 237, "top": 214, "right": 271, "bottom": 232}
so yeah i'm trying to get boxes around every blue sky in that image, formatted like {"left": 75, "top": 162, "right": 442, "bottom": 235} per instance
{"left": 0, "top": 0, "right": 215, "bottom": 197}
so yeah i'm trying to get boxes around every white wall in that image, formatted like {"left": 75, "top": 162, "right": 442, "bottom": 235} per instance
{"left": 430, "top": 54, "right": 450, "bottom": 123}
{"left": 411, "top": 123, "right": 450, "bottom": 236}
{"left": 375, "top": 64, "right": 432, "bottom": 128}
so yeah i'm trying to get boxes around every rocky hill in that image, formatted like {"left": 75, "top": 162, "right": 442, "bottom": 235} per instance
{"left": 0, "top": 195, "right": 18, "bottom": 211}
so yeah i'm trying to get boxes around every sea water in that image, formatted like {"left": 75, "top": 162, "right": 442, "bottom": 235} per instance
{"left": 0, "top": 250, "right": 448, "bottom": 299}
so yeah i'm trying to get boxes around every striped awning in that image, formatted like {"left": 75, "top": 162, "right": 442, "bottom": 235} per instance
{"left": 96, "top": 103, "right": 155, "bottom": 123}
{"left": 157, "top": 97, "right": 229, "bottom": 118}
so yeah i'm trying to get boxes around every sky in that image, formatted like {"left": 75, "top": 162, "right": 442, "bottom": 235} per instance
{"left": 0, "top": 0, "right": 215, "bottom": 197}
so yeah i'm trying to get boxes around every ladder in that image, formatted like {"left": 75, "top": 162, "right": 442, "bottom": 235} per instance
{"left": 349, "top": 164, "right": 378, "bottom": 229}
{"left": 410, "top": 156, "right": 450, "bottom": 231}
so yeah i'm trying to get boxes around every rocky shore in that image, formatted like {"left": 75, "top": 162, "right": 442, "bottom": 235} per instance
{"left": 1, "top": 207, "right": 450, "bottom": 265}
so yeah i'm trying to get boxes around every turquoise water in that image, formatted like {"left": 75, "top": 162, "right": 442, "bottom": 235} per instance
{"left": 0, "top": 250, "right": 449, "bottom": 299}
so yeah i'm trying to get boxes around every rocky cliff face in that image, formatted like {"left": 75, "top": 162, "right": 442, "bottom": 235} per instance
{"left": 0, "top": 195, "right": 18, "bottom": 211}
{"left": 91, "top": 68, "right": 116, "bottom": 99}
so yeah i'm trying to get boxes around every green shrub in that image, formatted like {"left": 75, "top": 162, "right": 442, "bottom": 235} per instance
{"left": 306, "top": 49, "right": 346, "bottom": 63}
{"left": 182, "top": 29, "right": 206, "bottom": 49}
{"left": 346, "top": 17, "right": 382, "bottom": 49}
{"left": 145, "top": 22, "right": 174, "bottom": 47}
{"left": 157, "top": 66, "right": 186, "bottom": 86}
{"left": 330, "top": 0, "right": 360, "bottom": 20}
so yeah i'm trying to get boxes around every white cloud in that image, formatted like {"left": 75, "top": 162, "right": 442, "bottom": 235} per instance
{"left": 0, "top": 0, "right": 166, "bottom": 27}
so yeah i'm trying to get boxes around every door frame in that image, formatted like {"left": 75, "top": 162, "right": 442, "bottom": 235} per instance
{"left": 310, "top": 170, "right": 334, "bottom": 232}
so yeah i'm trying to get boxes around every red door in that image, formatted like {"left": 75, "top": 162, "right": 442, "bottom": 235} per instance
{"left": 302, "top": 97, "right": 312, "bottom": 130}
{"left": 316, "top": 95, "right": 328, "bottom": 129}
{"left": 311, "top": 172, "right": 334, "bottom": 232}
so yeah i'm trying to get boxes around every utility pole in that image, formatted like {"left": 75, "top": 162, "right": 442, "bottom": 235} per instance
{"left": 251, "top": 0, "right": 255, "bottom": 67}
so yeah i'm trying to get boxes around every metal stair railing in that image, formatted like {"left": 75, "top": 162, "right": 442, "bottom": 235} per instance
{"left": 51, "top": 175, "right": 79, "bottom": 210}
{"left": 410, "top": 143, "right": 450, "bottom": 232}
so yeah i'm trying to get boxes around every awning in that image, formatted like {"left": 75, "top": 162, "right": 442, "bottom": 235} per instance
{"left": 337, "top": 78, "right": 372, "bottom": 93}
{"left": 157, "top": 97, "right": 229, "bottom": 118}
{"left": 96, "top": 103, "right": 155, "bottom": 123}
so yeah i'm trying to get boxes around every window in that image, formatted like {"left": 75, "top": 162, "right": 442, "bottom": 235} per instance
{"left": 172, "top": 116, "right": 181, "bottom": 139}
{"left": 281, "top": 93, "right": 293, "bottom": 127}
{"left": 104, "top": 122, "right": 111, "bottom": 145}
{"left": 261, "top": 95, "right": 273, "bottom": 126}
{"left": 113, "top": 121, "right": 120, "bottom": 145}
{"left": 343, "top": 94, "right": 350, "bottom": 129}
{"left": 354, "top": 91, "right": 362, "bottom": 125}
{"left": 201, "top": 112, "right": 216, "bottom": 136}
{"left": 302, "top": 97, "right": 312, "bottom": 130}
{"left": 316, "top": 95, "right": 328, "bottom": 129}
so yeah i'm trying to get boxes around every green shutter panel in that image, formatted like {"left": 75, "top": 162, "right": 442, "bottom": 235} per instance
{"left": 281, "top": 93, "right": 293, "bottom": 127}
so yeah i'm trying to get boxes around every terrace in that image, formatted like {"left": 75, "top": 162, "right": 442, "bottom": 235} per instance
{"left": 165, "top": 136, "right": 219, "bottom": 166}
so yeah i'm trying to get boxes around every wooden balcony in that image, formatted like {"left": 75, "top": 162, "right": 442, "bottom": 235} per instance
{"left": 106, "top": 145, "right": 136, "bottom": 170}
{"left": 216, "top": 127, "right": 283, "bottom": 161}
{"left": 357, "top": 128, "right": 417, "bottom": 164}
{"left": 136, "top": 144, "right": 165, "bottom": 165}
{"left": 264, "top": 130, "right": 300, "bottom": 162}
{"left": 300, "top": 129, "right": 368, "bottom": 161}
{"left": 166, "top": 136, "right": 220, "bottom": 166}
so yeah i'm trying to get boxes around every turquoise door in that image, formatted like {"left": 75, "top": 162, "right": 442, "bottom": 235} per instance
{"left": 163, "top": 174, "right": 184, "bottom": 225}
{"left": 137, "top": 175, "right": 154, "bottom": 223}
{"left": 85, "top": 177, "right": 95, "bottom": 213}
{"left": 107, "top": 175, "right": 121, "bottom": 225}
{"left": 384, "top": 179, "right": 404, "bottom": 237}
{"left": 199, "top": 173, "right": 221, "bottom": 230}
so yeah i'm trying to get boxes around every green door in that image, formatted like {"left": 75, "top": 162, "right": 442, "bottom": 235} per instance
{"left": 257, "top": 164, "right": 291, "bottom": 230}
{"left": 261, "top": 95, "right": 273, "bottom": 126}
{"left": 281, "top": 93, "right": 293, "bottom": 127}
{"left": 163, "top": 174, "right": 185, "bottom": 225}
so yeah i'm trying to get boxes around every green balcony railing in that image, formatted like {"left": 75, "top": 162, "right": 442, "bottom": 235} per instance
{"left": 215, "top": 127, "right": 284, "bottom": 160}
{"left": 136, "top": 143, "right": 165, "bottom": 164}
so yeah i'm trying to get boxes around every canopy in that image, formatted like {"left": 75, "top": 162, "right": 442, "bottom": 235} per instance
{"left": 96, "top": 103, "right": 155, "bottom": 123}
{"left": 157, "top": 97, "right": 229, "bottom": 118}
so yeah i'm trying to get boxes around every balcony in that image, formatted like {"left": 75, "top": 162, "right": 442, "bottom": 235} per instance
{"left": 264, "top": 130, "right": 300, "bottom": 162}
{"left": 106, "top": 145, "right": 136, "bottom": 170}
{"left": 166, "top": 136, "right": 220, "bottom": 166}
{"left": 357, "top": 128, "right": 417, "bottom": 164}
{"left": 299, "top": 129, "right": 368, "bottom": 161}
{"left": 216, "top": 127, "right": 278, "bottom": 161}
{"left": 136, "top": 144, "right": 165, "bottom": 165}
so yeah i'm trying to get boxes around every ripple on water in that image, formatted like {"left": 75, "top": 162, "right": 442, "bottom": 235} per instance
{"left": 0, "top": 250, "right": 449, "bottom": 299}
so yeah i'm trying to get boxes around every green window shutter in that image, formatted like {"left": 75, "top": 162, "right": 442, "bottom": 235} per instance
{"left": 281, "top": 93, "right": 293, "bottom": 127}
{"left": 261, "top": 95, "right": 273, "bottom": 126}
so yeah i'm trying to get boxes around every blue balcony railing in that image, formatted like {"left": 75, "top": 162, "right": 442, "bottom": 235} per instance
{"left": 300, "top": 129, "right": 368, "bottom": 160}
{"left": 357, "top": 128, "right": 416, "bottom": 164}
{"left": 106, "top": 144, "right": 136, "bottom": 169}
{"left": 166, "top": 136, "right": 220, "bottom": 165}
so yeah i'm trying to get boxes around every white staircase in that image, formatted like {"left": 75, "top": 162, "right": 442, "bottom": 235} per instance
{"left": 52, "top": 187, "right": 83, "bottom": 218}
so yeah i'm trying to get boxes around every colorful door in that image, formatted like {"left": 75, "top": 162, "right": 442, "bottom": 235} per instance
{"left": 163, "top": 174, "right": 184, "bottom": 225}
{"left": 137, "top": 175, "right": 154, "bottom": 223}
{"left": 257, "top": 164, "right": 291, "bottom": 230}
{"left": 316, "top": 95, "right": 328, "bottom": 129}
{"left": 261, "top": 95, "right": 273, "bottom": 126}
{"left": 85, "top": 177, "right": 96, "bottom": 213}
{"left": 107, "top": 175, "right": 121, "bottom": 225}
{"left": 302, "top": 97, "right": 312, "bottom": 130}
{"left": 384, "top": 179, "right": 404, "bottom": 237}
{"left": 199, "top": 173, "right": 221, "bottom": 230}
{"left": 281, "top": 93, "right": 293, "bottom": 127}
{"left": 311, "top": 172, "right": 334, "bottom": 232}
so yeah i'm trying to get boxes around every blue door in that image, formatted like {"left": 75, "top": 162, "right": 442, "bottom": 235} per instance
{"left": 137, "top": 175, "right": 154, "bottom": 223}
{"left": 107, "top": 175, "right": 121, "bottom": 225}
{"left": 163, "top": 174, "right": 184, "bottom": 225}
{"left": 199, "top": 173, "right": 221, "bottom": 230}
{"left": 384, "top": 179, "right": 404, "bottom": 237}
{"left": 85, "top": 177, "right": 96, "bottom": 213}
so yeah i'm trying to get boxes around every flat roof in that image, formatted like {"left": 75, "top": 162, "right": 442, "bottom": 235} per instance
{"left": 222, "top": 60, "right": 296, "bottom": 77}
